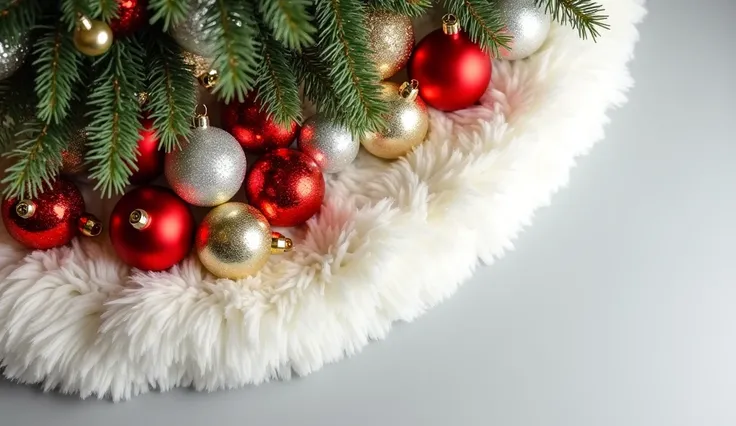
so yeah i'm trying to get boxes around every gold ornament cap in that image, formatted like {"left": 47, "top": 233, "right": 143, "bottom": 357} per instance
{"left": 399, "top": 80, "right": 420, "bottom": 102}
{"left": 198, "top": 70, "right": 219, "bottom": 89}
{"left": 129, "top": 209, "right": 151, "bottom": 230}
{"left": 78, "top": 213, "right": 103, "bottom": 237}
{"left": 442, "top": 14, "right": 461, "bottom": 35}
{"left": 193, "top": 104, "right": 210, "bottom": 128}
{"left": 73, "top": 14, "right": 113, "bottom": 57}
{"left": 271, "top": 232, "right": 294, "bottom": 254}
{"left": 15, "top": 200, "right": 36, "bottom": 219}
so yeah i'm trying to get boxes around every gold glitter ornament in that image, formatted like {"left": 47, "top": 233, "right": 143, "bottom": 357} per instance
{"left": 73, "top": 15, "right": 113, "bottom": 57}
{"left": 366, "top": 11, "right": 415, "bottom": 80}
{"left": 61, "top": 128, "right": 89, "bottom": 176}
{"left": 195, "top": 202, "right": 294, "bottom": 279}
{"left": 361, "top": 80, "right": 429, "bottom": 160}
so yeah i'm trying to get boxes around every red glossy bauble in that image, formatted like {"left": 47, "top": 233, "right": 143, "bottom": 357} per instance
{"left": 245, "top": 148, "right": 325, "bottom": 227}
{"left": 129, "top": 117, "right": 164, "bottom": 185}
{"left": 109, "top": 186, "right": 195, "bottom": 271}
{"left": 408, "top": 19, "right": 492, "bottom": 111}
{"left": 109, "top": 0, "right": 148, "bottom": 36}
{"left": 1, "top": 178, "right": 85, "bottom": 250}
{"left": 221, "top": 95, "right": 299, "bottom": 153}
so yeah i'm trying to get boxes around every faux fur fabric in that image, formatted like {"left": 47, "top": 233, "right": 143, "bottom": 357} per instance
{"left": 0, "top": 0, "right": 646, "bottom": 400}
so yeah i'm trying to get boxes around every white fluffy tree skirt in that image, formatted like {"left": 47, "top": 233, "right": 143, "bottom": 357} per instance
{"left": 0, "top": 0, "right": 645, "bottom": 401}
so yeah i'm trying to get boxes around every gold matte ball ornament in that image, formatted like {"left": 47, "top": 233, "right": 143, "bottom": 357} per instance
{"left": 366, "top": 10, "right": 415, "bottom": 80}
{"left": 73, "top": 15, "right": 113, "bottom": 57}
{"left": 361, "top": 80, "right": 429, "bottom": 160}
{"left": 196, "top": 203, "right": 293, "bottom": 279}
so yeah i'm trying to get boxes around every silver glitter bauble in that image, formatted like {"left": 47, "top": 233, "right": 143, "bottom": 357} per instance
{"left": 0, "top": 32, "right": 30, "bottom": 81}
{"left": 297, "top": 114, "right": 359, "bottom": 173}
{"left": 170, "top": 0, "right": 216, "bottom": 57}
{"left": 498, "top": 0, "right": 551, "bottom": 61}
{"left": 165, "top": 112, "right": 246, "bottom": 206}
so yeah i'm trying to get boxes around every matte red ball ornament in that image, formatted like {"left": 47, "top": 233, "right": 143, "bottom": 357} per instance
{"left": 221, "top": 94, "right": 299, "bottom": 153}
{"left": 407, "top": 14, "right": 492, "bottom": 111}
{"left": 1, "top": 178, "right": 86, "bottom": 250}
{"left": 129, "top": 117, "right": 164, "bottom": 185}
{"left": 109, "top": 0, "right": 148, "bottom": 36}
{"left": 109, "top": 186, "right": 195, "bottom": 271}
{"left": 245, "top": 148, "right": 325, "bottom": 227}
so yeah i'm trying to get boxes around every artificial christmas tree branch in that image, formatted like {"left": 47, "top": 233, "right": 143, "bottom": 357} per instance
{"left": 148, "top": 0, "right": 189, "bottom": 30}
{"left": 443, "top": 0, "right": 511, "bottom": 57}
{"left": 60, "top": 0, "right": 95, "bottom": 29}
{"left": 0, "top": 0, "right": 38, "bottom": 41}
{"left": 91, "top": 0, "right": 119, "bottom": 21}
{"left": 370, "top": 0, "right": 433, "bottom": 17}
{"left": 255, "top": 33, "right": 302, "bottom": 127}
{"left": 33, "top": 26, "right": 82, "bottom": 125}
{"left": 537, "top": 0, "right": 609, "bottom": 40}
{"left": 294, "top": 48, "right": 340, "bottom": 116}
{"left": 257, "top": 0, "right": 316, "bottom": 51}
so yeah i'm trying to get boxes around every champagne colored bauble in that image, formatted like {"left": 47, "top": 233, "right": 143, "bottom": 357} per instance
{"left": 109, "top": 0, "right": 148, "bottom": 36}
{"left": 109, "top": 185, "right": 195, "bottom": 271}
{"left": 171, "top": 0, "right": 216, "bottom": 57}
{"left": 0, "top": 32, "right": 30, "bottom": 81}
{"left": 73, "top": 15, "right": 113, "bottom": 56}
{"left": 408, "top": 14, "right": 491, "bottom": 111}
{"left": 165, "top": 110, "right": 246, "bottom": 206}
{"left": 366, "top": 11, "right": 415, "bottom": 80}
{"left": 245, "top": 148, "right": 325, "bottom": 227}
{"left": 196, "top": 202, "right": 293, "bottom": 279}
{"left": 1, "top": 178, "right": 88, "bottom": 250}
{"left": 498, "top": 0, "right": 550, "bottom": 60}
{"left": 61, "top": 128, "right": 89, "bottom": 176}
{"left": 297, "top": 114, "right": 358, "bottom": 173}
{"left": 130, "top": 117, "right": 164, "bottom": 185}
{"left": 361, "top": 80, "right": 429, "bottom": 160}
{"left": 221, "top": 94, "right": 299, "bottom": 153}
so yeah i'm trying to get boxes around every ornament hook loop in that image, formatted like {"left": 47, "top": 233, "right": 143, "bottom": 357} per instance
{"left": 129, "top": 209, "right": 151, "bottom": 230}
{"left": 399, "top": 80, "right": 420, "bottom": 102}
{"left": 15, "top": 200, "right": 36, "bottom": 219}
{"left": 271, "top": 232, "right": 294, "bottom": 254}
{"left": 442, "top": 14, "right": 460, "bottom": 35}
{"left": 193, "top": 104, "right": 210, "bottom": 129}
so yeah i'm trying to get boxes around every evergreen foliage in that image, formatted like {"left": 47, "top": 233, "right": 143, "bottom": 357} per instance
{"left": 0, "top": 0, "right": 607, "bottom": 200}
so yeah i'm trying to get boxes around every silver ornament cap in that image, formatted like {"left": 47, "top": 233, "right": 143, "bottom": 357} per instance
{"left": 297, "top": 114, "right": 359, "bottom": 174}
{"left": 170, "top": 0, "right": 216, "bottom": 57}
{"left": 165, "top": 106, "right": 247, "bottom": 207}
{"left": 499, "top": 0, "right": 551, "bottom": 61}
{"left": 0, "top": 31, "right": 30, "bottom": 81}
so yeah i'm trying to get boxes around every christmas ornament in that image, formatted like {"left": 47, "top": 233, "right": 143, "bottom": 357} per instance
{"left": 109, "top": 185, "right": 195, "bottom": 271}
{"left": 196, "top": 202, "right": 293, "bottom": 279}
{"left": 245, "top": 148, "right": 324, "bottom": 227}
{"left": 170, "top": 0, "right": 216, "bottom": 57}
{"left": 165, "top": 106, "right": 246, "bottom": 206}
{"left": 135, "top": 91, "right": 149, "bottom": 107}
{"left": 297, "top": 114, "right": 358, "bottom": 173}
{"left": 109, "top": 0, "right": 148, "bottom": 37}
{"left": 1, "top": 178, "right": 97, "bottom": 250}
{"left": 498, "top": 0, "right": 550, "bottom": 60}
{"left": 0, "top": 32, "right": 29, "bottom": 81}
{"left": 361, "top": 80, "right": 429, "bottom": 159}
{"left": 129, "top": 117, "right": 164, "bottom": 185}
{"left": 221, "top": 95, "right": 298, "bottom": 153}
{"left": 182, "top": 52, "right": 219, "bottom": 89}
{"left": 366, "top": 11, "right": 414, "bottom": 80}
{"left": 77, "top": 213, "right": 103, "bottom": 237}
{"left": 73, "top": 15, "right": 114, "bottom": 57}
{"left": 60, "top": 128, "right": 89, "bottom": 176}
{"left": 408, "top": 14, "right": 491, "bottom": 111}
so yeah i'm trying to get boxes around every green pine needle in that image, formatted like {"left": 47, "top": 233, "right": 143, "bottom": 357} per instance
{"left": 293, "top": 49, "right": 341, "bottom": 118}
{"left": 369, "top": 0, "right": 433, "bottom": 17}
{"left": 33, "top": 26, "right": 83, "bottom": 125}
{"left": 0, "top": 0, "right": 40, "bottom": 41}
{"left": 257, "top": 0, "right": 316, "bottom": 51}
{"left": 254, "top": 33, "right": 302, "bottom": 127}
{"left": 443, "top": 0, "right": 511, "bottom": 57}
{"left": 148, "top": 0, "right": 191, "bottom": 31}
{"left": 90, "top": 0, "right": 120, "bottom": 22}
{"left": 60, "top": 0, "right": 94, "bottom": 30}
{"left": 536, "top": 0, "right": 610, "bottom": 40}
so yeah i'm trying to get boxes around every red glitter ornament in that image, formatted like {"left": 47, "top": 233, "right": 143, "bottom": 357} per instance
{"left": 109, "top": 186, "right": 195, "bottom": 271}
{"left": 109, "top": 0, "right": 148, "bottom": 37}
{"left": 408, "top": 14, "right": 492, "bottom": 111}
{"left": 245, "top": 148, "right": 325, "bottom": 227}
{"left": 221, "top": 94, "right": 299, "bottom": 153}
{"left": 1, "top": 179, "right": 86, "bottom": 250}
{"left": 129, "top": 117, "right": 164, "bottom": 185}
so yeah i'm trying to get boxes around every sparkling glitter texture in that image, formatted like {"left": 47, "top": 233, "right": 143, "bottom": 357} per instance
{"left": 297, "top": 114, "right": 359, "bottom": 173}
{"left": 498, "top": 0, "right": 551, "bottom": 61}
{"left": 196, "top": 202, "right": 273, "bottom": 279}
{"left": 165, "top": 114, "right": 246, "bottom": 207}
{"left": 171, "top": 0, "right": 216, "bottom": 57}
{"left": 0, "top": 32, "right": 29, "bottom": 81}
{"left": 61, "top": 128, "right": 89, "bottom": 176}
{"left": 366, "top": 11, "right": 415, "bottom": 80}
{"left": 1, "top": 178, "right": 85, "bottom": 250}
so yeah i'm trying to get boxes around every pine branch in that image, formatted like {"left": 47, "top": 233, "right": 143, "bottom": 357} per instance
{"left": 314, "top": 0, "right": 387, "bottom": 135}
{"left": 33, "top": 25, "right": 83, "bottom": 125}
{"left": 369, "top": 0, "right": 432, "bottom": 17}
{"left": 1, "top": 120, "right": 69, "bottom": 199}
{"left": 0, "top": 0, "right": 40, "bottom": 41}
{"left": 85, "top": 39, "right": 145, "bottom": 198}
{"left": 257, "top": 0, "right": 315, "bottom": 51}
{"left": 90, "top": 0, "right": 119, "bottom": 21}
{"left": 145, "top": 31, "right": 197, "bottom": 152}
{"left": 61, "top": 0, "right": 94, "bottom": 30}
{"left": 443, "top": 0, "right": 510, "bottom": 57}
{"left": 149, "top": 0, "right": 190, "bottom": 30}
{"left": 254, "top": 33, "right": 301, "bottom": 127}
{"left": 207, "top": 0, "right": 261, "bottom": 103}
{"left": 0, "top": 64, "right": 35, "bottom": 153}
{"left": 536, "top": 0, "right": 609, "bottom": 40}
{"left": 293, "top": 49, "right": 340, "bottom": 115}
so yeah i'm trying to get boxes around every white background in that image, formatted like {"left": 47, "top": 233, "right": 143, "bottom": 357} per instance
{"left": 2, "top": 0, "right": 735, "bottom": 424}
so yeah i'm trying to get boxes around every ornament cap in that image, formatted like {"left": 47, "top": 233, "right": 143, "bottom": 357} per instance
{"left": 15, "top": 200, "right": 36, "bottom": 219}
{"left": 198, "top": 70, "right": 219, "bottom": 89}
{"left": 77, "top": 14, "right": 93, "bottom": 31}
{"left": 193, "top": 104, "right": 210, "bottom": 129}
{"left": 78, "top": 213, "right": 103, "bottom": 237}
{"left": 129, "top": 208, "right": 151, "bottom": 230}
{"left": 271, "top": 232, "right": 293, "bottom": 254}
{"left": 442, "top": 14, "right": 460, "bottom": 35}
{"left": 399, "top": 80, "right": 420, "bottom": 102}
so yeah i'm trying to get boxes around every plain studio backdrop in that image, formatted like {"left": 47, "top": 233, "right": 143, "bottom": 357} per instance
{"left": 1, "top": 0, "right": 735, "bottom": 424}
